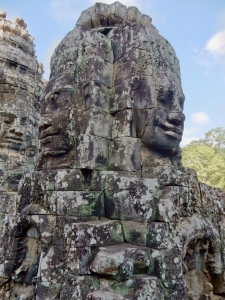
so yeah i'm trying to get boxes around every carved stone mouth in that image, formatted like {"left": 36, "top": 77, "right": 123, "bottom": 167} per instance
{"left": 41, "top": 150, "right": 66, "bottom": 157}
{"left": 5, "top": 135, "right": 23, "bottom": 143}
{"left": 40, "top": 130, "right": 60, "bottom": 142}
{"left": 164, "top": 130, "right": 182, "bottom": 141}
{"left": 154, "top": 115, "right": 183, "bottom": 140}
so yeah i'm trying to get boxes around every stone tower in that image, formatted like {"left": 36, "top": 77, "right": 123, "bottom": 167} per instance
{"left": 0, "top": 3, "right": 225, "bottom": 300}
{"left": 0, "top": 11, "right": 45, "bottom": 192}
{"left": 0, "top": 11, "right": 44, "bottom": 299}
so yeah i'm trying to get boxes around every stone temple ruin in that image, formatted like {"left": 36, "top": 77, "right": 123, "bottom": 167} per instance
{"left": 0, "top": 2, "right": 225, "bottom": 299}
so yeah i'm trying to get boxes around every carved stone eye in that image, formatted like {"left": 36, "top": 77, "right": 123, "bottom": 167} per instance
{"left": 158, "top": 95, "right": 167, "bottom": 105}
{"left": 20, "top": 117, "right": 28, "bottom": 125}
{"left": 4, "top": 116, "right": 15, "bottom": 124}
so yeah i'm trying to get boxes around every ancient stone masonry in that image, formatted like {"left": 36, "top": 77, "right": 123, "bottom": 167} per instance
{"left": 0, "top": 11, "right": 45, "bottom": 299}
{"left": 0, "top": 2, "right": 225, "bottom": 300}
{"left": 0, "top": 11, "right": 45, "bottom": 192}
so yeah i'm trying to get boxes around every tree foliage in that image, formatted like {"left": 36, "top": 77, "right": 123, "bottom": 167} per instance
{"left": 182, "top": 127, "right": 225, "bottom": 190}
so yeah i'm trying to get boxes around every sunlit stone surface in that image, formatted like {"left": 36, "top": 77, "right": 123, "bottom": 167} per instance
{"left": 0, "top": 3, "right": 225, "bottom": 299}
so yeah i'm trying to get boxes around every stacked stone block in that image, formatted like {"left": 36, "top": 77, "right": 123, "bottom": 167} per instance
{"left": 0, "top": 3, "right": 225, "bottom": 300}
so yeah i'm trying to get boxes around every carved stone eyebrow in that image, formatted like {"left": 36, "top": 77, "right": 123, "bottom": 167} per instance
{"left": 0, "top": 111, "right": 17, "bottom": 117}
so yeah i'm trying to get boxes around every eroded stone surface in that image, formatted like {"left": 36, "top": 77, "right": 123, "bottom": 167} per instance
{"left": 0, "top": 2, "right": 225, "bottom": 300}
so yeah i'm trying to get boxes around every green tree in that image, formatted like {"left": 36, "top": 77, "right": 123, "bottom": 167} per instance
{"left": 182, "top": 128, "right": 225, "bottom": 190}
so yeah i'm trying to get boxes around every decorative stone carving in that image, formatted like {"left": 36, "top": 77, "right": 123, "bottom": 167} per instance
{"left": 0, "top": 12, "right": 44, "bottom": 299}
{"left": 0, "top": 13, "right": 44, "bottom": 193}
{"left": 0, "top": 3, "right": 225, "bottom": 300}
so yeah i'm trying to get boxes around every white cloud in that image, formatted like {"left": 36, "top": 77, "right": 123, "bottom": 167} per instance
{"left": 181, "top": 114, "right": 210, "bottom": 147}
{"left": 183, "top": 126, "right": 201, "bottom": 136}
{"left": 88, "top": 0, "right": 143, "bottom": 8}
{"left": 180, "top": 126, "right": 201, "bottom": 147}
{"left": 180, "top": 135, "right": 199, "bottom": 147}
{"left": 194, "top": 29, "right": 225, "bottom": 75}
{"left": 206, "top": 30, "right": 225, "bottom": 56}
{"left": 191, "top": 112, "right": 210, "bottom": 125}
{"left": 50, "top": 0, "right": 80, "bottom": 23}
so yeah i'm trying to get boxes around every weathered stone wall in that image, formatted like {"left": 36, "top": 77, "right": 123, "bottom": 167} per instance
{"left": 0, "top": 3, "right": 225, "bottom": 300}
{"left": 0, "top": 12, "right": 45, "bottom": 192}
{"left": 0, "top": 11, "right": 45, "bottom": 299}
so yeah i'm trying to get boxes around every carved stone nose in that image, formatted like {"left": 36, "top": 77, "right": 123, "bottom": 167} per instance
{"left": 168, "top": 112, "right": 185, "bottom": 126}
{"left": 10, "top": 127, "right": 23, "bottom": 135}
{"left": 39, "top": 117, "right": 52, "bottom": 129}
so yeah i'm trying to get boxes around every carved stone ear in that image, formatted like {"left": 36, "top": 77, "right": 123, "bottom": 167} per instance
{"left": 83, "top": 82, "right": 91, "bottom": 110}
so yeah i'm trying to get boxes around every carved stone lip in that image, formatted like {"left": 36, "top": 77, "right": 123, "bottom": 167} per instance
{"left": 154, "top": 115, "right": 183, "bottom": 139}
{"left": 5, "top": 135, "right": 23, "bottom": 143}
{"left": 163, "top": 125, "right": 183, "bottom": 136}
{"left": 164, "top": 130, "right": 182, "bottom": 141}
{"left": 40, "top": 150, "right": 66, "bottom": 157}
{"left": 40, "top": 130, "right": 59, "bottom": 141}
{"left": 40, "top": 135, "right": 58, "bottom": 144}
{"left": 154, "top": 115, "right": 183, "bottom": 135}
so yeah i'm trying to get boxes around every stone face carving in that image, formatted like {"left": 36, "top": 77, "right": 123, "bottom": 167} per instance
{"left": 0, "top": 2, "right": 225, "bottom": 300}
{"left": 0, "top": 13, "right": 44, "bottom": 193}
{"left": 0, "top": 12, "right": 44, "bottom": 299}
{"left": 37, "top": 1, "right": 185, "bottom": 172}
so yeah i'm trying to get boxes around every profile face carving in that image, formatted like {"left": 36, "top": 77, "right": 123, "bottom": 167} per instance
{"left": 39, "top": 3, "right": 185, "bottom": 170}
{"left": 141, "top": 82, "right": 185, "bottom": 155}
{"left": 38, "top": 85, "right": 75, "bottom": 169}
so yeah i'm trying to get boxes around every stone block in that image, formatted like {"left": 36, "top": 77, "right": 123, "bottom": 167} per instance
{"left": 146, "top": 222, "right": 173, "bottom": 250}
{"left": 85, "top": 108, "right": 113, "bottom": 139}
{"left": 153, "top": 186, "right": 180, "bottom": 223}
{"left": 112, "top": 25, "right": 152, "bottom": 61}
{"left": 65, "top": 247, "right": 91, "bottom": 276}
{"left": 60, "top": 276, "right": 100, "bottom": 299}
{"left": 105, "top": 189, "right": 153, "bottom": 222}
{"left": 188, "top": 169, "right": 201, "bottom": 215}
{"left": 99, "top": 275, "right": 165, "bottom": 300}
{"left": 112, "top": 109, "right": 136, "bottom": 139}
{"left": 112, "top": 79, "right": 133, "bottom": 113}
{"left": 87, "top": 291, "right": 127, "bottom": 300}
{"left": 91, "top": 171, "right": 110, "bottom": 191}
{"left": 45, "top": 191, "right": 104, "bottom": 217}
{"left": 109, "top": 137, "right": 141, "bottom": 172}
{"left": 36, "top": 282, "right": 62, "bottom": 300}
{"left": 104, "top": 176, "right": 158, "bottom": 221}
{"left": 83, "top": 81, "right": 114, "bottom": 113}
{"left": 75, "top": 54, "right": 113, "bottom": 88}
{"left": 113, "top": 49, "right": 153, "bottom": 86}
{"left": 64, "top": 220, "right": 124, "bottom": 248}
{"left": 151, "top": 248, "right": 186, "bottom": 299}
{"left": 39, "top": 245, "right": 66, "bottom": 283}
{"left": 122, "top": 221, "right": 148, "bottom": 246}
{"left": 105, "top": 174, "right": 158, "bottom": 193}
{"left": 154, "top": 166, "right": 189, "bottom": 187}
{"left": 54, "top": 169, "right": 87, "bottom": 191}
{"left": 84, "top": 30, "right": 114, "bottom": 64}
{"left": 90, "top": 244, "right": 152, "bottom": 281}
{"left": 77, "top": 134, "right": 109, "bottom": 170}
{"left": 0, "top": 192, "right": 17, "bottom": 214}
{"left": 179, "top": 187, "right": 190, "bottom": 217}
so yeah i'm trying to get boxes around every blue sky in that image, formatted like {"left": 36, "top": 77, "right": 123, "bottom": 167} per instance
{"left": 1, "top": 0, "right": 225, "bottom": 146}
